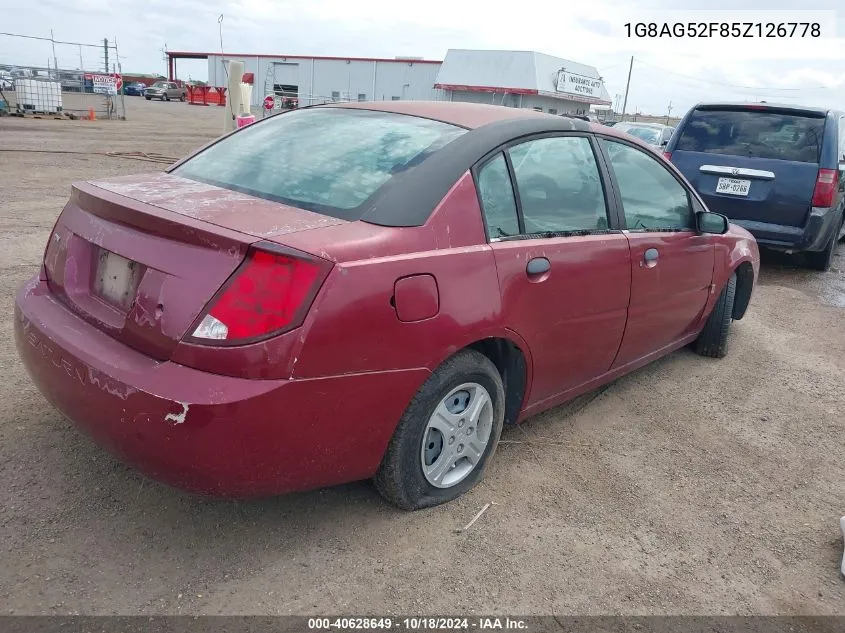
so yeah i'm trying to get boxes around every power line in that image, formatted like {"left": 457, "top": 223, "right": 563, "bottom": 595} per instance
{"left": 634, "top": 58, "right": 830, "bottom": 92}
{"left": 0, "top": 31, "right": 114, "bottom": 49}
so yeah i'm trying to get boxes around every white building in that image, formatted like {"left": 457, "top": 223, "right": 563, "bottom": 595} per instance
{"left": 168, "top": 49, "right": 612, "bottom": 115}
{"left": 202, "top": 53, "right": 443, "bottom": 109}
{"left": 434, "top": 49, "right": 612, "bottom": 116}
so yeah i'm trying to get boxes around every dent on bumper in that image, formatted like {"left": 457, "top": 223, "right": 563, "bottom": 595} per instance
{"left": 14, "top": 277, "right": 428, "bottom": 497}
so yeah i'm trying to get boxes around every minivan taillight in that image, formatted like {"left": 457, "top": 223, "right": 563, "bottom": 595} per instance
{"left": 811, "top": 168, "right": 838, "bottom": 208}
{"left": 190, "top": 245, "right": 331, "bottom": 345}
{"left": 662, "top": 151, "right": 672, "bottom": 161}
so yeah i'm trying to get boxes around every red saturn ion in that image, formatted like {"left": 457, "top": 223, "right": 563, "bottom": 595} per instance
{"left": 14, "top": 102, "right": 759, "bottom": 509}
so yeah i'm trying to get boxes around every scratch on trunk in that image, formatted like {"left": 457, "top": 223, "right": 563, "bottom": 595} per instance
{"left": 165, "top": 401, "right": 190, "bottom": 425}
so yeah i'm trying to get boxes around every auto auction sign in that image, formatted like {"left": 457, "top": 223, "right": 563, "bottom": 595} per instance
{"left": 87, "top": 73, "right": 123, "bottom": 95}
{"left": 555, "top": 70, "right": 607, "bottom": 104}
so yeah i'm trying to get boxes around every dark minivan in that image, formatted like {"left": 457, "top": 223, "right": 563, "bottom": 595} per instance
{"left": 665, "top": 103, "right": 845, "bottom": 270}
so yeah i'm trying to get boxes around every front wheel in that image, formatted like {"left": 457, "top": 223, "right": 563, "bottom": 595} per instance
{"left": 164, "top": 94, "right": 170, "bottom": 101}
{"left": 145, "top": 96, "right": 151, "bottom": 101}
{"left": 179, "top": 94, "right": 186, "bottom": 102}
{"left": 694, "top": 273, "right": 737, "bottom": 358}
{"left": 374, "top": 349, "right": 505, "bottom": 510}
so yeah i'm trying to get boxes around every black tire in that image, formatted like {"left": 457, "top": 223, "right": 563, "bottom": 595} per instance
{"left": 164, "top": 94, "right": 170, "bottom": 101}
{"left": 807, "top": 229, "right": 837, "bottom": 271}
{"left": 180, "top": 94, "right": 185, "bottom": 102}
{"left": 694, "top": 273, "right": 737, "bottom": 359}
{"left": 374, "top": 349, "right": 505, "bottom": 510}
{"left": 145, "top": 96, "right": 151, "bottom": 101}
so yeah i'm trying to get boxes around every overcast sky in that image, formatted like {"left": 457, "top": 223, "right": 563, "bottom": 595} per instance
{"left": 1, "top": 0, "right": 843, "bottom": 115}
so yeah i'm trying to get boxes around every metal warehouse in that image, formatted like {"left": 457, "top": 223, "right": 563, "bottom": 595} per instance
{"left": 166, "top": 48, "right": 611, "bottom": 114}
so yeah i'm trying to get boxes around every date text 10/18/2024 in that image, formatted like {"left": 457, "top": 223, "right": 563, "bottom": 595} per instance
{"left": 308, "top": 617, "right": 529, "bottom": 630}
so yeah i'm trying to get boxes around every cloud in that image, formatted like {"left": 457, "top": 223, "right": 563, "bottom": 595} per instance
{"left": 1, "top": 0, "right": 843, "bottom": 114}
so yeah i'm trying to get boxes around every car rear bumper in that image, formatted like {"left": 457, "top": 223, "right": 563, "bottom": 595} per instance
{"left": 15, "top": 276, "right": 428, "bottom": 498}
{"left": 732, "top": 205, "right": 842, "bottom": 252}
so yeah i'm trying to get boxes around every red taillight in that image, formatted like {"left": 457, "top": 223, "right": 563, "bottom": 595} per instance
{"left": 662, "top": 151, "right": 672, "bottom": 161}
{"left": 191, "top": 246, "right": 330, "bottom": 344}
{"left": 811, "top": 168, "right": 838, "bottom": 208}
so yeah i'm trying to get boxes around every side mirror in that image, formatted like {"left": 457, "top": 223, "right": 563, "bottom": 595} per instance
{"left": 697, "top": 211, "right": 729, "bottom": 235}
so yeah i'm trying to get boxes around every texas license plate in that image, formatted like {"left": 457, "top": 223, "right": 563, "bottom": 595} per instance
{"left": 94, "top": 249, "right": 140, "bottom": 310}
{"left": 716, "top": 177, "right": 751, "bottom": 196}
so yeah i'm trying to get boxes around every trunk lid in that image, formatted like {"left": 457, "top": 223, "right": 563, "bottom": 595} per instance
{"left": 671, "top": 106, "right": 826, "bottom": 231}
{"left": 44, "top": 173, "right": 345, "bottom": 360}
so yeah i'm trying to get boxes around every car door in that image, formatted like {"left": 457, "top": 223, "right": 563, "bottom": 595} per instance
{"left": 597, "top": 137, "right": 714, "bottom": 369}
{"left": 475, "top": 134, "right": 632, "bottom": 408}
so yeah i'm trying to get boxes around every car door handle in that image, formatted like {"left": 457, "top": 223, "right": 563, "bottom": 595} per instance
{"left": 641, "top": 248, "right": 659, "bottom": 268}
{"left": 526, "top": 257, "right": 550, "bottom": 276}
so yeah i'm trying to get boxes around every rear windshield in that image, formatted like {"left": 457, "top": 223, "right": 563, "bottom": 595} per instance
{"left": 615, "top": 124, "right": 661, "bottom": 145}
{"left": 676, "top": 108, "right": 825, "bottom": 163}
{"left": 173, "top": 108, "right": 466, "bottom": 219}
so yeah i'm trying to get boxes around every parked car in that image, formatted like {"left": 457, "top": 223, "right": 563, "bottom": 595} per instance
{"left": 14, "top": 102, "right": 759, "bottom": 509}
{"left": 665, "top": 102, "right": 845, "bottom": 271}
{"left": 144, "top": 81, "right": 185, "bottom": 101}
{"left": 613, "top": 122, "right": 675, "bottom": 149}
{"left": 124, "top": 82, "right": 147, "bottom": 96}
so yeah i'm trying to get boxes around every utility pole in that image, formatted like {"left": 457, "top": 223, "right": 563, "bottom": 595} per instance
{"left": 103, "top": 38, "right": 109, "bottom": 73}
{"left": 78, "top": 45, "right": 84, "bottom": 73}
{"left": 50, "top": 29, "right": 58, "bottom": 79}
{"left": 666, "top": 100, "right": 673, "bottom": 124}
{"left": 621, "top": 55, "right": 633, "bottom": 122}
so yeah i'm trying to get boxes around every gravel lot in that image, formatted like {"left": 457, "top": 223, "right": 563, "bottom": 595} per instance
{"left": 0, "top": 97, "right": 843, "bottom": 616}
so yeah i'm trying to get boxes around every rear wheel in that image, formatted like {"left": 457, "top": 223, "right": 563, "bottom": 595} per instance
{"left": 145, "top": 96, "right": 151, "bottom": 101}
{"left": 164, "top": 94, "right": 170, "bottom": 101}
{"left": 808, "top": 228, "right": 838, "bottom": 271}
{"left": 180, "top": 94, "right": 185, "bottom": 102}
{"left": 374, "top": 349, "right": 504, "bottom": 510}
{"left": 694, "top": 273, "right": 737, "bottom": 358}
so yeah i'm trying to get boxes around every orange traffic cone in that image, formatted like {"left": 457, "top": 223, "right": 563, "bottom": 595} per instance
{"left": 88, "top": 107, "right": 96, "bottom": 121}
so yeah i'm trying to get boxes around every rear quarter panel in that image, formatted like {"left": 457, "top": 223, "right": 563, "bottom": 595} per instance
{"left": 290, "top": 172, "right": 520, "bottom": 379}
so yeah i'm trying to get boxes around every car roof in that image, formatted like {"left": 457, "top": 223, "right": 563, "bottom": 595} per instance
{"left": 327, "top": 101, "right": 570, "bottom": 130}
{"left": 325, "top": 101, "right": 648, "bottom": 143}
{"left": 692, "top": 101, "right": 838, "bottom": 115}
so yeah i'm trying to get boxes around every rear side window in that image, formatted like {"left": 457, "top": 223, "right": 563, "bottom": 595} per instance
{"left": 174, "top": 108, "right": 465, "bottom": 219}
{"left": 508, "top": 136, "right": 609, "bottom": 233}
{"left": 676, "top": 108, "right": 825, "bottom": 163}
{"left": 476, "top": 154, "right": 519, "bottom": 239}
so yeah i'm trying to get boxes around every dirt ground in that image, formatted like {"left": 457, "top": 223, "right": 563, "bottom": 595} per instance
{"left": 0, "top": 97, "right": 843, "bottom": 616}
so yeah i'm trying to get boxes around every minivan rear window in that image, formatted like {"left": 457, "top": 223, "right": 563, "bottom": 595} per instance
{"left": 173, "top": 108, "right": 466, "bottom": 219}
{"left": 676, "top": 108, "right": 825, "bottom": 163}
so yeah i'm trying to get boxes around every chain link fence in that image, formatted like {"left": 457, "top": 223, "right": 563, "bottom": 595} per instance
{"left": 0, "top": 32, "right": 126, "bottom": 120}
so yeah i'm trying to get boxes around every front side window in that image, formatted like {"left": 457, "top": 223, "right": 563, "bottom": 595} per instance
{"left": 476, "top": 154, "right": 519, "bottom": 239}
{"left": 174, "top": 108, "right": 465, "bottom": 219}
{"left": 508, "top": 136, "right": 608, "bottom": 233}
{"left": 601, "top": 139, "right": 694, "bottom": 230}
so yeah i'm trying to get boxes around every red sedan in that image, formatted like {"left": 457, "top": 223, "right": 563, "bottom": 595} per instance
{"left": 14, "top": 102, "right": 759, "bottom": 510}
